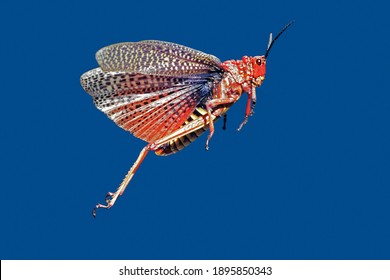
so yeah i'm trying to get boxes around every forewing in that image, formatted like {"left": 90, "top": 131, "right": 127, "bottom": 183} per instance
{"left": 81, "top": 68, "right": 219, "bottom": 143}
{"left": 95, "top": 40, "right": 222, "bottom": 76}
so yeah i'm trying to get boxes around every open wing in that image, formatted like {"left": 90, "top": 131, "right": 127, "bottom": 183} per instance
{"left": 81, "top": 68, "right": 222, "bottom": 143}
{"left": 95, "top": 40, "right": 223, "bottom": 76}
{"left": 81, "top": 40, "right": 225, "bottom": 143}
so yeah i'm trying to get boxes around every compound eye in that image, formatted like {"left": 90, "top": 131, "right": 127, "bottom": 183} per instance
{"left": 256, "top": 58, "right": 262, "bottom": 65}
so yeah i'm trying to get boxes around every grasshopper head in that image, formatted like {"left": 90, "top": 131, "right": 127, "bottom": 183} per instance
{"left": 252, "top": 56, "right": 267, "bottom": 78}
{"left": 251, "top": 21, "right": 293, "bottom": 87}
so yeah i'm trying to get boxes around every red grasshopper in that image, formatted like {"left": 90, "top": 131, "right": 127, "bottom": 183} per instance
{"left": 81, "top": 22, "right": 293, "bottom": 217}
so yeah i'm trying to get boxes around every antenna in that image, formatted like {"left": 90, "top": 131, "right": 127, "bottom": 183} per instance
{"left": 265, "top": 21, "right": 294, "bottom": 58}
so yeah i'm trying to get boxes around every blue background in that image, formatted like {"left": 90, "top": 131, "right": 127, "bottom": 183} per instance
{"left": 1, "top": 0, "right": 389, "bottom": 259}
